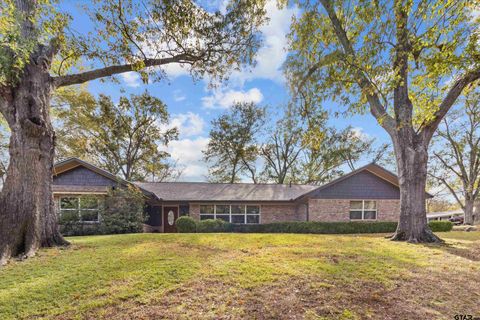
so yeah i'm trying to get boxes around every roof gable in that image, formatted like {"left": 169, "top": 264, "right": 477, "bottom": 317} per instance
{"left": 305, "top": 168, "right": 400, "bottom": 200}
{"left": 53, "top": 158, "right": 157, "bottom": 199}
{"left": 53, "top": 165, "right": 118, "bottom": 187}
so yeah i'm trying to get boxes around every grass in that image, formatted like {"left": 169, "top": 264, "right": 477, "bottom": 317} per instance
{"left": 0, "top": 232, "right": 479, "bottom": 319}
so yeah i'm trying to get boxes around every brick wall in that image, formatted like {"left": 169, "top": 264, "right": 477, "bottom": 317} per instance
{"left": 308, "top": 199, "right": 400, "bottom": 222}
{"left": 260, "top": 203, "right": 306, "bottom": 223}
{"left": 190, "top": 203, "right": 200, "bottom": 221}
{"left": 188, "top": 202, "right": 306, "bottom": 224}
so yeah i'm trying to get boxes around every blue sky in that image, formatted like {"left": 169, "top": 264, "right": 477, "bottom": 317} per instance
{"left": 65, "top": 1, "right": 391, "bottom": 181}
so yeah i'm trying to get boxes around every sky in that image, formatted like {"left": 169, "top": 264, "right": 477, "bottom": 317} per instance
{"left": 63, "top": 0, "right": 392, "bottom": 182}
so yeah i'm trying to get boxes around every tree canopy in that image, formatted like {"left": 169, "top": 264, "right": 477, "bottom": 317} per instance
{"left": 204, "top": 102, "right": 265, "bottom": 183}
{"left": 53, "top": 88, "right": 179, "bottom": 181}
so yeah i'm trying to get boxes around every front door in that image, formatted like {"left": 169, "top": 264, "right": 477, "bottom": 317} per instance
{"left": 163, "top": 206, "right": 178, "bottom": 233}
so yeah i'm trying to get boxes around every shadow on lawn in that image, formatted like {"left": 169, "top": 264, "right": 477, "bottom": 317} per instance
{"left": 421, "top": 240, "right": 480, "bottom": 262}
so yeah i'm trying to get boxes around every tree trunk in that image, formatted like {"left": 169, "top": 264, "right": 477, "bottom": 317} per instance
{"left": 0, "top": 48, "right": 67, "bottom": 265}
{"left": 390, "top": 134, "right": 442, "bottom": 243}
{"left": 464, "top": 197, "right": 475, "bottom": 225}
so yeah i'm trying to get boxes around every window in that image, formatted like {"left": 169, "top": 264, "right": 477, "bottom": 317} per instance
{"left": 59, "top": 196, "right": 101, "bottom": 223}
{"left": 199, "top": 204, "right": 260, "bottom": 224}
{"left": 349, "top": 200, "right": 377, "bottom": 220}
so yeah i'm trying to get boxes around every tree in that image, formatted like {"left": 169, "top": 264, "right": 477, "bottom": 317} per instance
{"left": 429, "top": 89, "right": 480, "bottom": 225}
{"left": 261, "top": 112, "right": 303, "bottom": 184}
{"left": 54, "top": 89, "right": 179, "bottom": 181}
{"left": 286, "top": 0, "right": 479, "bottom": 242}
{"left": 0, "top": 0, "right": 267, "bottom": 264}
{"left": 204, "top": 102, "right": 265, "bottom": 183}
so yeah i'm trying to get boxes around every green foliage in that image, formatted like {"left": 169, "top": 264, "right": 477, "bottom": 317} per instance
{"left": 1, "top": 0, "right": 267, "bottom": 85}
{"left": 286, "top": 0, "right": 478, "bottom": 127}
{"left": 195, "top": 220, "right": 453, "bottom": 234}
{"left": 0, "top": 0, "right": 70, "bottom": 85}
{"left": 101, "top": 185, "right": 146, "bottom": 234}
{"left": 231, "top": 221, "right": 399, "bottom": 234}
{"left": 176, "top": 216, "right": 197, "bottom": 233}
{"left": 196, "top": 219, "right": 233, "bottom": 233}
{"left": 428, "top": 221, "right": 453, "bottom": 232}
{"left": 260, "top": 107, "right": 388, "bottom": 184}
{"left": 204, "top": 102, "right": 265, "bottom": 183}
{"left": 59, "top": 185, "right": 146, "bottom": 236}
{"left": 53, "top": 88, "right": 179, "bottom": 181}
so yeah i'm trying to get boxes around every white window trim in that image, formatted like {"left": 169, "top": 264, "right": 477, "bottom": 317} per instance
{"left": 59, "top": 196, "right": 102, "bottom": 223}
{"left": 199, "top": 204, "right": 261, "bottom": 224}
{"left": 349, "top": 200, "right": 377, "bottom": 221}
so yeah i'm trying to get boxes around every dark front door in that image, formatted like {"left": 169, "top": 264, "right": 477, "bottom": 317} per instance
{"left": 163, "top": 206, "right": 178, "bottom": 233}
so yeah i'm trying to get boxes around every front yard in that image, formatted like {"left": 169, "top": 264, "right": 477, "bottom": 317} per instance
{"left": 0, "top": 232, "right": 479, "bottom": 319}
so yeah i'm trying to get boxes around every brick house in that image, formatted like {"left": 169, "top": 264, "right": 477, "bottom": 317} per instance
{"left": 53, "top": 158, "right": 409, "bottom": 233}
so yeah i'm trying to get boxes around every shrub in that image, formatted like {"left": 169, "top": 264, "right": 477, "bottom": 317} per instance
{"left": 196, "top": 219, "right": 233, "bottom": 233}
{"left": 59, "top": 184, "right": 146, "bottom": 236}
{"left": 231, "top": 221, "right": 398, "bottom": 234}
{"left": 100, "top": 185, "right": 146, "bottom": 234}
{"left": 428, "top": 220, "right": 453, "bottom": 232}
{"left": 176, "top": 216, "right": 197, "bottom": 233}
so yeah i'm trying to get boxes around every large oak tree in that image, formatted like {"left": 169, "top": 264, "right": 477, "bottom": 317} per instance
{"left": 286, "top": 0, "right": 480, "bottom": 242}
{"left": 0, "top": 0, "right": 267, "bottom": 264}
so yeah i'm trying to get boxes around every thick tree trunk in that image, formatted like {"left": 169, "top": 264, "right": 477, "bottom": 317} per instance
{"left": 464, "top": 197, "right": 475, "bottom": 225}
{"left": 0, "top": 48, "right": 67, "bottom": 266}
{"left": 390, "top": 135, "right": 442, "bottom": 243}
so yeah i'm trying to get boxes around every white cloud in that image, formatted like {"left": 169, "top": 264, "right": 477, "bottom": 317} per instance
{"left": 173, "top": 89, "right": 186, "bottom": 102}
{"left": 170, "top": 112, "right": 205, "bottom": 137}
{"left": 202, "top": 87, "right": 263, "bottom": 109}
{"left": 121, "top": 72, "right": 141, "bottom": 87}
{"left": 351, "top": 127, "right": 371, "bottom": 141}
{"left": 154, "top": 1, "right": 298, "bottom": 84}
{"left": 229, "top": 1, "right": 299, "bottom": 85}
{"left": 167, "top": 137, "right": 210, "bottom": 181}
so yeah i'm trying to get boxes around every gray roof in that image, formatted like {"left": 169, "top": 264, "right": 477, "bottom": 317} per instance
{"left": 134, "top": 182, "right": 318, "bottom": 202}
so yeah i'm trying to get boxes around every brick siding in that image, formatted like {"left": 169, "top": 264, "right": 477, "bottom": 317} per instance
{"left": 308, "top": 199, "right": 400, "bottom": 222}
{"left": 188, "top": 202, "right": 307, "bottom": 224}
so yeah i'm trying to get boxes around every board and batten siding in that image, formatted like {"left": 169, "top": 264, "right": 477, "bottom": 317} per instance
{"left": 53, "top": 166, "right": 117, "bottom": 187}
{"left": 307, "top": 170, "right": 400, "bottom": 199}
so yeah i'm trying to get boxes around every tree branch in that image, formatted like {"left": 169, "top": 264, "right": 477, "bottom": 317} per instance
{"left": 319, "top": 0, "right": 395, "bottom": 135}
{"left": 422, "top": 68, "right": 480, "bottom": 141}
{"left": 52, "top": 54, "right": 195, "bottom": 87}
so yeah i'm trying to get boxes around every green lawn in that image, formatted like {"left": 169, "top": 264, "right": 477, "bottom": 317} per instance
{"left": 0, "top": 232, "right": 479, "bottom": 319}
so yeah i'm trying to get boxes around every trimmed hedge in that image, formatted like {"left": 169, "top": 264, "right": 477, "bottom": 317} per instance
{"left": 428, "top": 220, "right": 453, "bottom": 232}
{"left": 231, "top": 221, "right": 398, "bottom": 234}
{"left": 194, "top": 220, "right": 453, "bottom": 234}
{"left": 176, "top": 216, "right": 197, "bottom": 233}
{"left": 196, "top": 219, "right": 232, "bottom": 233}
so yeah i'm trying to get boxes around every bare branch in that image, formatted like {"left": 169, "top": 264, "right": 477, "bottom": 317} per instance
{"left": 52, "top": 54, "right": 196, "bottom": 87}
{"left": 422, "top": 68, "right": 480, "bottom": 141}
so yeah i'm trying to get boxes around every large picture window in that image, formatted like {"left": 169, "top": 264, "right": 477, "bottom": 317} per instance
{"left": 349, "top": 200, "right": 377, "bottom": 220}
{"left": 199, "top": 204, "right": 260, "bottom": 224}
{"left": 59, "top": 196, "right": 101, "bottom": 223}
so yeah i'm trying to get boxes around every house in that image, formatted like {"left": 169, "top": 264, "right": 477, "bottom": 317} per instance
{"left": 53, "top": 158, "right": 407, "bottom": 233}
{"left": 426, "top": 210, "right": 464, "bottom": 222}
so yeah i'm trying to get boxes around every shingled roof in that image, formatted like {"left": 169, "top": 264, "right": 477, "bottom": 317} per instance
{"left": 134, "top": 182, "right": 318, "bottom": 202}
